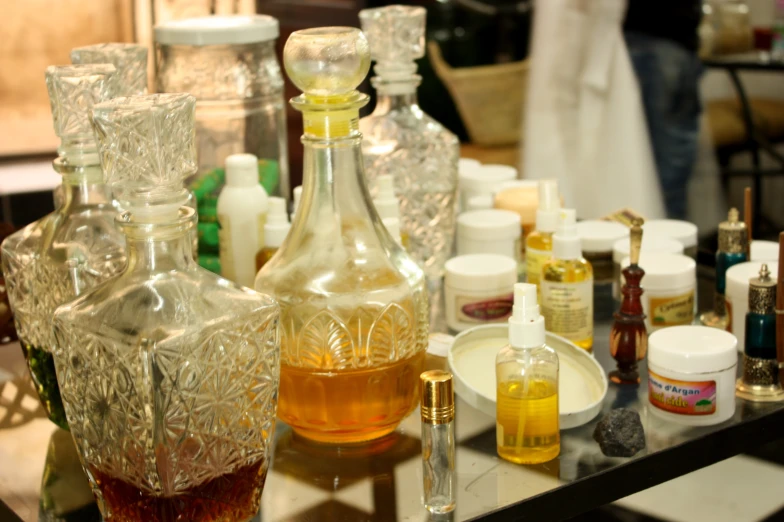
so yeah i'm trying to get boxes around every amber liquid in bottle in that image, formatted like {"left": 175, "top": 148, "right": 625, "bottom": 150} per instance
{"left": 279, "top": 351, "right": 424, "bottom": 444}
{"left": 255, "top": 246, "right": 277, "bottom": 272}
{"left": 92, "top": 458, "right": 267, "bottom": 522}
{"left": 496, "top": 379, "right": 559, "bottom": 464}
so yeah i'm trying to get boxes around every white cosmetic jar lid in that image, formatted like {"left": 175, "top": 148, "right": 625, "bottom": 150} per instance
{"left": 457, "top": 209, "right": 520, "bottom": 242}
{"left": 643, "top": 219, "right": 698, "bottom": 249}
{"left": 614, "top": 235, "right": 684, "bottom": 264}
{"left": 648, "top": 325, "right": 737, "bottom": 374}
{"left": 576, "top": 220, "right": 629, "bottom": 253}
{"left": 620, "top": 252, "right": 696, "bottom": 290}
{"left": 445, "top": 254, "right": 518, "bottom": 292}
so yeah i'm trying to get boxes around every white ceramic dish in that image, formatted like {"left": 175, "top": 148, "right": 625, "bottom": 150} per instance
{"left": 447, "top": 324, "right": 608, "bottom": 429}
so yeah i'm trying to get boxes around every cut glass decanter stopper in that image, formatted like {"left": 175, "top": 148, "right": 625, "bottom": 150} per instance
{"left": 256, "top": 27, "right": 429, "bottom": 444}
{"left": 359, "top": 5, "right": 459, "bottom": 278}
{"left": 1, "top": 64, "right": 124, "bottom": 431}
{"left": 71, "top": 43, "right": 148, "bottom": 96}
{"left": 52, "top": 92, "right": 280, "bottom": 522}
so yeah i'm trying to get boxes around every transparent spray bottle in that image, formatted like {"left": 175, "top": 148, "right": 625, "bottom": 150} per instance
{"left": 524, "top": 179, "right": 560, "bottom": 288}
{"left": 496, "top": 283, "right": 560, "bottom": 464}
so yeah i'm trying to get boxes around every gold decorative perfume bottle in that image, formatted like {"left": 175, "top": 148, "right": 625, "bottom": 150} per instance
{"left": 255, "top": 27, "right": 429, "bottom": 444}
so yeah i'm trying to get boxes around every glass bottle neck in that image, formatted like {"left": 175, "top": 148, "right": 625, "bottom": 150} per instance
{"left": 296, "top": 135, "right": 377, "bottom": 232}
{"left": 54, "top": 157, "right": 113, "bottom": 212}
{"left": 371, "top": 75, "right": 421, "bottom": 114}
{"left": 121, "top": 208, "right": 196, "bottom": 273}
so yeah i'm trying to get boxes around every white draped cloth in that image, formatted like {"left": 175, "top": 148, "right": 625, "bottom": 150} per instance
{"left": 522, "top": 0, "right": 667, "bottom": 220}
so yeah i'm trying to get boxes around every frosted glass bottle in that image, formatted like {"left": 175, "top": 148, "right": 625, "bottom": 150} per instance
{"left": 52, "top": 93, "right": 280, "bottom": 522}
{"left": 359, "top": 5, "right": 459, "bottom": 279}
{"left": 1, "top": 65, "right": 125, "bottom": 430}
{"left": 255, "top": 27, "right": 429, "bottom": 444}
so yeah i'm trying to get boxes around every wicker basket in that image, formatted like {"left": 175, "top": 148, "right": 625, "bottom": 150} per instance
{"left": 428, "top": 41, "right": 529, "bottom": 147}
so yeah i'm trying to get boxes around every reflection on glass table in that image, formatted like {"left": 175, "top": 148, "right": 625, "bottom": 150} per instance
{"left": 1, "top": 276, "right": 784, "bottom": 521}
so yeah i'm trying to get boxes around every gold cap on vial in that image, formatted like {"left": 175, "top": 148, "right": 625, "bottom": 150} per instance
{"left": 420, "top": 370, "right": 455, "bottom": 425}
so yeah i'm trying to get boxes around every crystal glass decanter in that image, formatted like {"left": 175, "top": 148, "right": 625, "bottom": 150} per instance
{"left": 71, "top": 43, "right": 148, "bottom": 96}
{"left": 52, "top": 93, "right": 280, "bottom": 522}
{"left": 359, "top": 5, "right": 459, "bottom": 278}
{"left": 1, "top": 64, "right": 126, "bottom": 430}
{"left": 255, "top": 27, "right": 429, "bottom": 444}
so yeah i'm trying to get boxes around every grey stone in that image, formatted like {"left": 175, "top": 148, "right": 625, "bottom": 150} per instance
{"left": 592, "top": 408, "right": 646, "bottom": 458}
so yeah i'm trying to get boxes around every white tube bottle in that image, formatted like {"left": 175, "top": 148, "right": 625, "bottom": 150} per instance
{"left": 217, "top": 153, "right": 268, "bottom": 288}
{"left": 257, "top": 197, "right": 291, "bottom": 271}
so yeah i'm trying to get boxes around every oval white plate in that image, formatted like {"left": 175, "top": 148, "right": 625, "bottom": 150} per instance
{"left": 447, "top": 324, "right": 608, "bottom": 429}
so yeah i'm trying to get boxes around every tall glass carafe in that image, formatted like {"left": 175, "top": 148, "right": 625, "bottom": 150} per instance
{"left": 255, "top": 27, "right": 429, "bottom": 444}
{"left": 1, "top": 65, "right": 126, "bottom": 430}
{"left": 52, "top": 93, "right": 280, "bottom": 522}
{"left": 359, "top": 6, "right": 459, "bottom": 279}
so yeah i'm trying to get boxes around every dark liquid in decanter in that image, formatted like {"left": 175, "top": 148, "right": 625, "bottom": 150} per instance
{"left": 92, "top": 459, "right": 266, "bottom": 522}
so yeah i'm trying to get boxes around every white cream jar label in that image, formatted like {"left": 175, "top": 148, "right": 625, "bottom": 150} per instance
{"left": 649, "top": 290, "right": 695, "bottom": 328}
{"left": 455, "top": 293, "right": 514, "bottom": 324}
{"left": 648, "top": 370, "right": 716, "bottom": 415}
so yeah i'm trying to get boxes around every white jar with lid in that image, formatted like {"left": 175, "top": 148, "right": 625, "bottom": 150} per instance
{"left": 458, "top": 164, "right": 516, "bottom": 210}
{"left": 750, "top": 240, "right": 779, "bottom": 262}
{"left": 725, "top": 261, "right": 779, "bottom": 352}
{"left": 613, "top": 235, "right": 684, "bottom": 301}
{"left": 621, "top": 252, "right": 696, "bottom": 332}
{"left": 457, "top": 210, "right": 520, "bottom": 261}
{"left": 576, "top": 220, "right": 629, "bottom": 321}
{"left": 444, "top": 254, "right": 518, "bottom": 332}
{"left": 643, "top": 219, "right": 699, "bottom": 259}
{"left": 648, "top": 326, "right": 737, "bottom": 426}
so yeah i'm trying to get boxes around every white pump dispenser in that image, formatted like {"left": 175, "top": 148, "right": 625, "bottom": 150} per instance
{"left": 509, "top": 283, "right": 546, "bottom": 349}
{"left": 552, "top": 209, "right": 581, "bottom": 260}
{"left": 373, "top": 175, "right": 400, "bottom": 220}
{"left": 536, "top": 180, "right": 560, "bottom": 233}
{"left": 265, "top": 197, "right": 291, "bottom": 248}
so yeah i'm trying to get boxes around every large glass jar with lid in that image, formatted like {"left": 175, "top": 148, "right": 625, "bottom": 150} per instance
{"left": 255, "top": 27, "right": 429, "bottom": 444}
{"left": 359, "top": 5, "right": 459, "bottom": 279}
{"left": 1, "top": 64, "right": 126, "bottom": 431}
{"left": 52, "top": 93, "right": 280, "bottom": 522}
{"left": 155, "top": 15, "right": 289, "bottom": 198}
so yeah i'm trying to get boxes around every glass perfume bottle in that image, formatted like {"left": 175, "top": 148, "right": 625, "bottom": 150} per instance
{"left": 359, "top": 5, "right": 459, "bottom": 279}
{"left": 701, "top": 208, "right": 748, "bottom": 329}
{"left": 1, "top": 65, "right": 126, "bottom": 430}
{"left": 541, "top": 209, "right": 594, "bottom": 351}
{"left": 255, "top": 27, "right": 429, "bottom": 444}
{"left": 496, "top": 283, "right": 560, "bottom": 465}
{"left": 70, "top": 43, "right": 148, "bottom": 96}
{"left": 52, "top": 93, "right": 280, "bottom": 522}
{"left": 420, "top": 370, "right": 456, "bottom": 514}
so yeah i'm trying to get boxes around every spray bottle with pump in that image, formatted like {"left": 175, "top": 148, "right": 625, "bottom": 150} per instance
{"left": 496, "top": 283, "right": 560, "bottom": 464}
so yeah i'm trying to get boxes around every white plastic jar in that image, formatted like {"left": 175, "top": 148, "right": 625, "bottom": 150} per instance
{"left": 576, "top": 220, "right": 629, "bottom": 321}
{"left": 643, "top": 219, "right": 699, "bottom": 259}
{"left": 725, "top": 261, "right": 779, "bottom": 352}
{"left": 613, "top": 235, "right": 684, "bottom": 301}
{"left": 621, "top": 252, "right": 696, "bottom": 332}
{"left": 444, "top": 254, "right": 518, "bottom": 332}
{"left": 750, "top": 240, "right": 779, "bottom": 262}
{"left": 648, "top": 326, "right": 737, "bottom": 426}
{"left": 458, "top": 164, "right": 516, "bottom": 210}
{"left": 457, "top": 210, "right": 520, "bottom": 261}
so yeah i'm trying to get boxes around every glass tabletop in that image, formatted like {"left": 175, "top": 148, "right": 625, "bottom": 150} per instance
{"left": 702, "top": 50, "right": 784, "bottom": 71}
{"left": 2, "top": 280, "right": 784, "bottom": 521}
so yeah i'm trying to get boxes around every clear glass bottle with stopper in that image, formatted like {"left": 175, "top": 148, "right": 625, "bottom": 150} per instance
{"left": 70, "top": 43, "right": 148, "bottom": 96}
{"left": 496, "top": 283, "right": 560, "bottom": 464}
{"left": 1, "top": 64, "right": 125, "bottom": 431}
{"left": 359, "top": 5, "right": 459, "bottom": 279}
{"left": 52, "top": 93, "right": 280, "bottom": 522}
{"left": 420, "top": 370, "right": 456, "bottom": 514}
{"left": 255, "top": 27, "right": 429, "bottom": 444}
